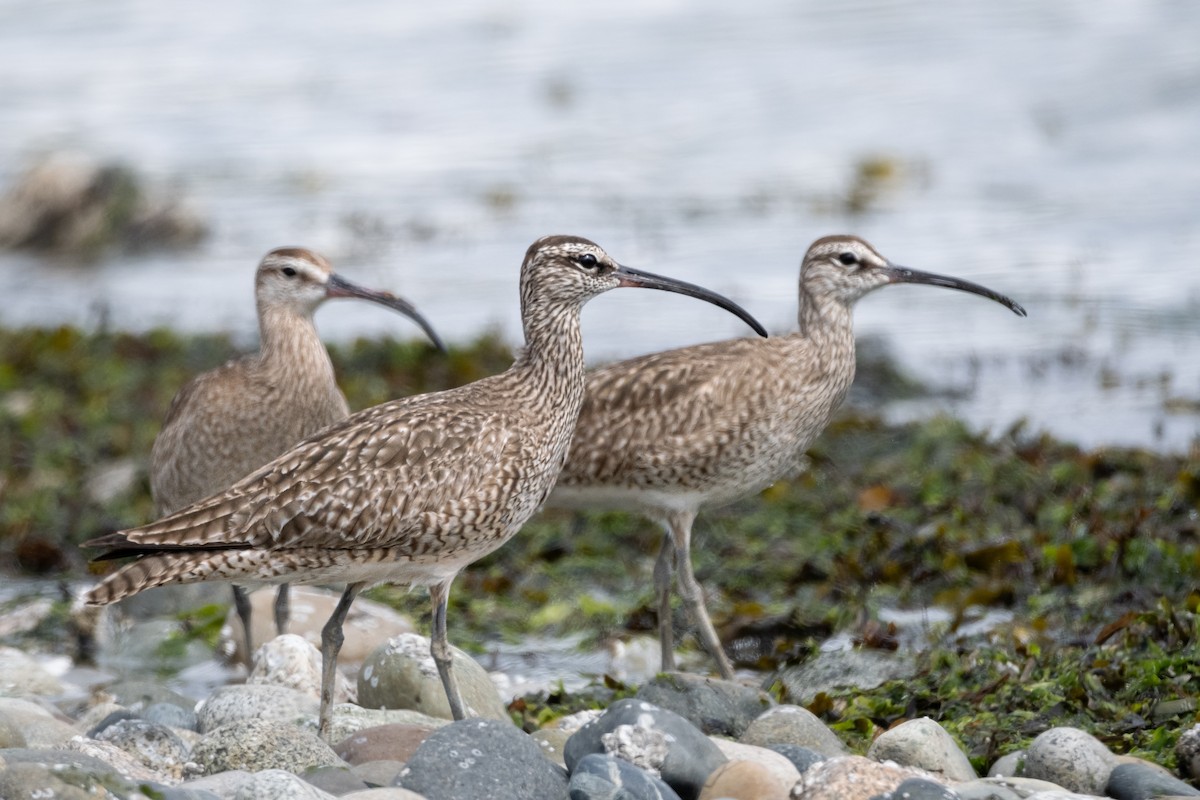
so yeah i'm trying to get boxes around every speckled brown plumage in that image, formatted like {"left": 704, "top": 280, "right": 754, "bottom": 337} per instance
{"left": 550, "top": 235, "right": 1027, "bottom": 678}
{"left": 83, "top": 234, "right": 766, "bottom": 738}
{"left": 148, "top": 246, "right": 442, "bottom": 657}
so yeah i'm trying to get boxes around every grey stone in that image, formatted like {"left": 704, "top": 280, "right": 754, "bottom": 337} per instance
{"left": 0, "top": 646, "right": 65, "bottom": 698}
{"left": 396, "top": 717, "right": 568, "bottom": 800}
{"left": 180, "top": 769, "right": 255, "bottom": 798}
{"left": 197, "top": 683, "right": 319, "bottom": 733}
{"left": 954, "top": 776, "right": 1087, "bottom": 799}
{"left": 250, "top": 633, "right": 353, "bottom": 704}
{"left": 145, "top": 700, "right": 201, "bottom": 731}
{"left": 95, "top": 718, "right": 191, "bottom": 779}
{"left": 0, "top": 747, "right": 151, "bottom": 798}
{"left": 570, "top": 752, "right": 682, "bottom": 800}
{"left": 233, "top": 768, "right": 337, "bottom": 799}
{"left": 1022, "top": 727, "right": 1117, "bottom": 795}
{"left": 635, "top": 671, "right": 773, "bottom": 737}
{"left": 988, "top": 751, "right": 1026, "bottom": 778}
{"left": 777, "top": 647, "right": 918, "bottom": 705}
{"left": 1177, "top": 723, "right": 1200, "bottom": 782}
{"left": 86, "top": 708, "right": 141, "bottom": 737}
{"left": 334, "top": 722, "right": 437, "bottom": 765}
{"left": 189, "top": 718, "right": 344, "bottom": 775}
{"left": 303, "top": 764, "right": 371, "bottom": 796}
{"left": 869, "top": 777, "right": 958, "bottom": 799}
{"left": 866, "top": 716, "right": 977, "bottom": 782}
{"left": 533, "top": 725, "right": 573, "bottom": 767}
{"left": 765, "top": 743, "right": 826, "bottom": 774}
{"left": 340, "top": 790, "right": 429, "bottom": 800}
{"left": 1106, "top": 761, "right": 1200, "bottom": 799}
{"left": 564, "top": 698, "right": 726, "bottom": 800}
{"left": 351, "top": 759, "right": 407, "bottom": 787}
{"left": 103, "top": 678, "right": 196, "bottom": 714}
{"left": 739, "top": 704, "right": 847, "bottom": 755}
{"left": 65, "top": 736, "right": 170, "bottom": 783}
{"left": 358, "top": 633, "right": 508, "bottom": 721}
{"left": 327, "top": 704, "right": 449, "bottom": 744}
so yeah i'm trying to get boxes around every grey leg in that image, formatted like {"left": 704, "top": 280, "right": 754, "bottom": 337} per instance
{"left": 668, "top": 509, "right": 734, "bottom": 680}
{"left": 318, "top": 583, "right": 362, "bottom": 741}
{"left": 231, "top": 585, "right": 254, "bottom": 667}
{"left": 653, "top": 531, "right": 677, "bottom": 672}
{"left": 274, "top": 584, "right": 291, "bottom": 635}
{"left": 429, "top": 578, "right": 467, "bottom": 721}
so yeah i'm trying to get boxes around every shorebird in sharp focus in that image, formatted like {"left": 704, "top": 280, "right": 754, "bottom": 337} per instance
{"left": 149, "top": 247, "right": 445, "bottom": 665}
{"left": 84, "top": 235, "right": 767, "bottom": 738}
{"left": 548, "top": 235, "right": 1027, "bottom": 679}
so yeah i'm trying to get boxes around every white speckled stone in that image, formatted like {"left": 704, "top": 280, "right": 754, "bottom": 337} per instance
{"left": 865, "top": 716, "right": 977, "bottom": 782}
{"left": 249, "top": 633, "right": 354, "bottom": 704}
{"left": 1022, "top": 727, "right": 1117, "bottom": 795}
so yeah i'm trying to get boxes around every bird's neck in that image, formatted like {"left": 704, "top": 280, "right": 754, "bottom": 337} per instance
{"left": 256, "top": 305, "right": 337, "bottom": 384}
{"left": 795, "top": 287, "right": 857, "bottom": 369}
{"left": 510, "top": 299, "right": 587, "bottom": 404}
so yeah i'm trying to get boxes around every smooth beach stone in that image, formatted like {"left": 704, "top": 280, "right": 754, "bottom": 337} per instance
{"left": 179, "top": 769, "right": 255, "bottom": 797}
{"left": 189, "top": 718, "right": 344, "bottom": 776}
{"left": 358, "top": 633, "right": 508, "bottom": 721}
{"left": 635, "top": 672, "right": 773, "bottom": 737}
{"left": 699, "top": 759, "right": 793, "bottom": 800}
{"left": 86, "top": 708, "right": 141, "bottom": 738}
{"left": 867, "top": 777, "right": 959, "bottom": 800}
{"left": 327, "top": 704, "right": 449, "bottom": 744}
{"left": 302, "top": 764, "right": 371, "bottom": 796}
{"left": 0, "top": 646, "right": 65, "bottom": 698}
{"left": 1176, "top": 723, "right": 1200, "bottom": 781}
{"left": 739, "top": 704, "right": 848, "bottom": 756}
{"left": 953, "top": 776, "right": 1083, "bottom": 799}
{"left": 791, "top": 755, "right": 941, "bottom": 800}
{"left": 570, "top": 753, "right": 683, "bottom": 800}
{"left": 988, "top": 751, "right": 1026, "bottom": 778}
{"left": 233, "top": 768, "right": 337, "bottom": 800}
{"left": 0, "top": 747, "right": 150, "bottom": 798}
{"left": 350, "top": 759, "right": 407, "bottom": 788}
{"left": 145, "top": 700, "right": 200, "bottom": 731}
{"left": 865, "top": 716, "right": 977, "bottom": 782}
{"left": 103, "top": 678, "right": 197, "bottom": 715}
{"left": 66, "top": 736, "right": 175, "bottom": 784}
{"left": 563, "top": 698, "right": 726, "bottom": 800}
{"left": 710, "top": 739, "right": 800, "bottom": 787}
{"left": 197, "top": 683, "right": 319, "bottom": 733}
{"left": 94, "top": 718, "right": 191, "bottom": 779}
{"left": 1106, "top": 761, "right": 1200, "bottom": 799}
{"left": 334, "top": 723, "right": 438, "bottom": 765}
{"left": 777, "top": 648, "right": 918, "bottom": 706}
{"left": 396, "top": 718, "right": 568, "bottom": 800}
{"left": 340, "top": 789, "right": 430, "bottom": 800}
{"left": 765, "top": 743, "right": 826, "bottom": 774}
{"left": 1022, "top": 727, "right": 1117, "bottom": 795}
{"left": 249, "top": 633, "right": 354, "bottom": 704}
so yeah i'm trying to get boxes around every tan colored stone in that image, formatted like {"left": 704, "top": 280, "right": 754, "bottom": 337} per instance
{"left": 789, "top": 755, "right": 939, "bottom": 800}
{"left": 701, "top": 759, "right": 792, "bottom": 800}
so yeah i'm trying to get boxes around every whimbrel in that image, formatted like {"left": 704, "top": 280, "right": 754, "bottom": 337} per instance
{"left": 84, "top": 235, "right": 767, "bottom": 738}
{"left": 549, "top": 235, "right": 1026, "bottom": 678}
{"left": 149, "top": 247, "right": 444, "bottom": 664}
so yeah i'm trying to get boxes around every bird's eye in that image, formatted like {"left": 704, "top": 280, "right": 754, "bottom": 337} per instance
{"left": 837, "top": 252, "right": 859, "bottom": 266}
{"left": 577, "top": 253, "right": 599, "bottom": 270}
{"left": 282, "top": 267, "right": 298, "bottom": 277}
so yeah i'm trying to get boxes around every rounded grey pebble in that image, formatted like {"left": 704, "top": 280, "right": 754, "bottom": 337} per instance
{"left": 233, "top": 768, "right": 337, "bottom": 799}
{"left": 86, "top": 708, "right": 140, "bottom": 738}
{"left": 303, "top": 764, "right": 371, "bottom": 796}
{"left": 868, "top": 777, "right": 959, "bottom": 799}
{"left": 987, "top": 750, "right": 1025, "bottom": 778}
{"left": 1022, "top": 726, "right": 1117, "bottom": 795}
{"left": 740, "top": 704, "right": 848, "bottom": 755}
{"left": 1106, "top": 761, "right": 1200, "bottom": 799}
{"left": 190, "top": 718, "right": 344, "bottom": 775}
{"left": 197, "top": 683, "right": 319, "bottom": 733}
{"left": 866, "top": 716, "right": 976, "bottom": 782}
{"left": 635, "top": 671, "right": 773, "bottom": 737}
{"left": 358, "top": 633, "right": 508, "bottom": 721}
{"left": 95, "top": 718, "right": 191, "bottom": 775}
{"left": 766, "top": 743, "right": 826, "bottom": 774}
{"left": 396, "top": 717, "right": 568, "bottom": 800}
{"left": 103, "top": 678, "right": 195, "bottom": 714}
{"left": 564, "top": 698, "right": 726, "bottom": 800}
{"left": 145, "top": 700, "right": 200, "bottom": 731}
{"left": 570, "top": 752, "right": 683, "bottom": 800}
{"left": 1177, "top": 723, "right": 1200, "bottom": 781}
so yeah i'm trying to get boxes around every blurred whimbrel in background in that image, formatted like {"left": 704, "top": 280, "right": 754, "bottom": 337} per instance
{"left": 549, "top": 235, "right": 1026, "bottom": 679}
{"left": 84, "top": 235, "right": 767, "bottom": 738}
{"left": 149, "top": 247, "right": 445, "bottom": 663}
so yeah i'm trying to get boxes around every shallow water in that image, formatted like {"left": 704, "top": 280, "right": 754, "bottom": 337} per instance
{"left": 1, "top": 0, "right": 1198, "bottom": 451}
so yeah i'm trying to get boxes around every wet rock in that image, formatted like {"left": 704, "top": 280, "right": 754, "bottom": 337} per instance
{"left": 189, "top": 718, "right": 343, "bottom": 775}
{"left": 564, "top": 698, "right": 726, "bottom": 800}
{"left": 777, "top": 648, "right": 917, "bottom": 706}
{"left": 358, "top": 633, "right": 507, "bottom": 721}
{"left": 226, "top": 587, "right": 415, "bottom": 667}
{"left": 396, "top": 717, "right": 568, "bottom": 800}
{"left": 0, "top": 697, "right": 77, "bottom": 747}
{"left": 0, "top": 747, "right": 157, "bottom": 797}
{"left": 334, "top": 723, "right": 438, "bottom": 765}
{"left": 865, "top": 717, "right": 976, "bottom": 782}
{"left": 0, "top": 646, "right": 65, "bottom": 698}
{"left": 0, "top": 715, "right": 25, "bottom": 748}
{"left": 570, "top": 752, "right": 682, "bottom": 800}
{"left": 76, "top": 701, "right": 128, "bottom": 733}
{"left": 987, "top": 750, "right": 1025, "bottom": 778}
{"left": 790, "top": 755, "right": 939, "bottom": 800}
{"left": 233, "top": 768, "right": 336, "bottom": 799}
{"left": 303, "top": 764, "right": 371, "bottom": 796}
{"left": 86, "top": 708, "right": 140, "bottom": 737}
{"left": 340, "top": 789, "right": 429, "bottom": 799}
{"left": 180, "top": 769, "right": 254, "bottom": 797}
{"left": 700, "top": 756, "right": 795, "bottom": 800}
{"left": 145, "top": 700, "right": 201, "bottom": 732}
{"left": 953, "top": 777, "right": 1078, "bottom": 799}
{"left": 740, "top": 704, "right": 847, "bottom": 756}
{"left": 1106, "top": 761, "right": 1200, "bottom": 799}
{"left": 351, "top": 759, "right": 407, "bottom": 787}
{"left": 765, "top": 744, "right": 826, "bottom": 775}
{"left": 197, "top": 683, "right": 319, "bottom": 733}
{"left": 103, "top": 678, "right": 196, "bottom": 714}
{"left": 1177, "top": 722, "right": 1200, "bottom": 781}
{"left": 0, "top": 151, "right": 207, "bottom": 258}
{"left": 66, "top": 736, "right": 174, "bottom": 784}
{"left": 94, "top": 718, "right": 191, "bottom": 779}
{"left": 328, "top": 704, "right": 449, "bottom": 744}
{"left": 635, "top": 671, "right": 773, "bottom": 737}
{"left": 1022, "top": 727, "right": 1117, "bottom": 795}
{"left": 868, "top": 777, "right": 958, "bottom": 800}
{"left": 250, "top": 633, "right": 354, "bottom": 704}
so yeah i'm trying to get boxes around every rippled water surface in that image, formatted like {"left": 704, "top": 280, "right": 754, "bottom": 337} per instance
{"left": 2, "top": 0, "right": 1198, "bottom": 450}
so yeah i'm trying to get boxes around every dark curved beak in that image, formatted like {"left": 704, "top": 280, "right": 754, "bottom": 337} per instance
{"left": 883, "top": 265, "right": 1027, "bottom": 317}
{"left": 612, "top": 265, "right": 768, "bottom": 338}
{"left": 326, "top": 273, "right": 447, "bottom": 351}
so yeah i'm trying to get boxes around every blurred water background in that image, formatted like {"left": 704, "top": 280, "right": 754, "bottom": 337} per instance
{"left": 1, "top": 0, "right": 1198, "bottom": 451}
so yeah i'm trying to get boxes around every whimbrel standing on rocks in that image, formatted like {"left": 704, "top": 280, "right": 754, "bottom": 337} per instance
{"left": 549, "top": 235, "right": 1026, "bottom": 679}
{"left": 149, "top": 247, "right": 445, "bottom": 664}
{"left": 84, "top": 235, "right": 767, "bottom": 738}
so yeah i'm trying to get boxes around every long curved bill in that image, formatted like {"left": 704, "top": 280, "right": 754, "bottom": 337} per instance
{"left": 326, "top": 273, "right": 447, "bottom": 351}
{"left": 613, "top": 265, "right": 768, "bottom": 338}
{"left": 883, "top": 266, "right": 1027, "bottom": 317}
